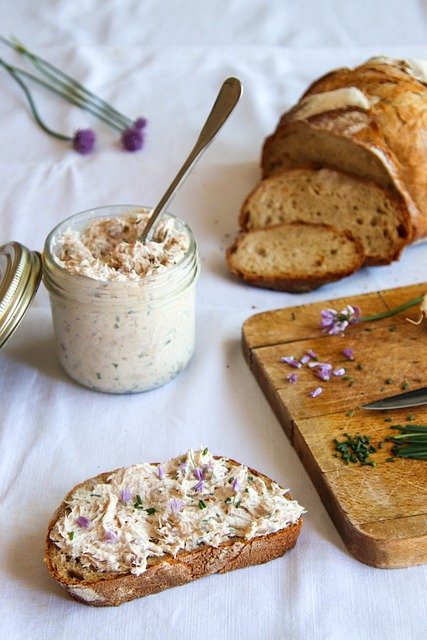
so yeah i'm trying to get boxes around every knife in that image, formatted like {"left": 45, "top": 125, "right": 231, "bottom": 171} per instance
{"left": 361, "top": 386, "right": 427, "bottom": 410}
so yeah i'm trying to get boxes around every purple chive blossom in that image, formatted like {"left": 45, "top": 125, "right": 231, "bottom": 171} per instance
{"left": 342, "top": 347, "right": 354, "bottom": 360}
{"left": 134, "top": 117, "right": 148, "bottom": 130}
{"left": 120, "top": 487, "right": 132, "bottom": 503}
{"left": 169, "top": 498, "right": 183, "bottom": 514}
{"left": 72, "top": 128, "right": 96, "bottom": 155}
{"left": 309, "top": 387, "right": 323, "bottom": 398}
{"left": 280, "top": 356, "right": 302, "bottom": 369}
{"left": 287, "top": 373, "right": 298, "bottom": 384}
{"left": 193, "top": 467, "right": 205, "bottom": 481}
{"left": 316, "top": 365, "right": 332, "bottom": 381}
{"left": 307, "top": 349, "right": 317, "bottom": 358}
{"left": 104, "top": 529, "right": 118, "bottom": 543}
{"left": 232, "top": 477, "right": 241, "bottom": 492}
{"left": 158, "top": 466, "right": 165, "bottom": 480}
{"left": 300, "top": 354, "right": 311, "bottom": 365}
{"left": 333, "top": 367, "right": 346, "bottom": 376}
{"left": 194, "top": 481, "right": 205, "bottom": 492}
{"left": 76, "top": 516, "right": 90, "bottom": 528}
{"left": 320, "top": 305, "right": 361, "bottom": 336}
{"left": 121, "top": 126, "right": 144, "bottom": 151}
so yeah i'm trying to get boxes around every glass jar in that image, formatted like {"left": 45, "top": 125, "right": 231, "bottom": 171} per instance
{"left": 42, "top": 205, "right": 199, "bottom": 393}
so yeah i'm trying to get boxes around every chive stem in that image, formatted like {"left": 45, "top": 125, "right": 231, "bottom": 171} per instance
{"left": 360, "top": 295, "right": 424, "bottom": 323}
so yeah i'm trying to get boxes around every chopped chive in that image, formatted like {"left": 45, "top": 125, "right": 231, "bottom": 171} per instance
{"left": 385, "top": 378, "right": 393, "bottom": 385}
{"left": 356, "top": 363, "right": 364, "bottom": 370}
{"left": 199, "top": 500, "right": 206, "bottom": 510}
{"left": 202, "top": 447, "right": 208, "bottom": 455}
{"left": 384, "top": 417, "right": 393, "bottom": 422}
{"left": 68, "top": 531, "right": 75, "bottom": 540}
{"left": 145, "top": 507, "right": 156, "bottom": 515}
{"left": 401, "top": 381, "right": 411, "bottom": 390}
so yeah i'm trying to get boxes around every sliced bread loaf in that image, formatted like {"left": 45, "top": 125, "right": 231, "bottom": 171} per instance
{"left": 226, "top": 222, "right": 365, "bottom": 292}
{"left": 261, "top": 56, "right": 427, "bottom": 241}
{"left": 45, "top": 449, "right": 304, "bottom": 606}
{"left": 239, "top": 168, "right": 410, "bottom": 265}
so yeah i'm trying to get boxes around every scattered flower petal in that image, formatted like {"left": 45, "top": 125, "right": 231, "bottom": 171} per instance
{"left": 316, "top": 365, "right": 332, "bottom": 381}
{"left": 287, "top": 373, "right": 298, "bottom": 384}
{"left": 333, "top": 368, "right": 346, "bottom": 376}
{"left": 232, "top": 477, "right": 240, "bottom": 492}
{"left": 280, "top": 356, "right": 302, "bottom": 368}
{"left": 300, "top": 354, "right": 311, "bottom": 364}
{"left": 76, "top": 516, "right": 90, "bottom": 528}
{"left": 193, "top": 467, "right": 205, "bottom": 481}
{"left": 120, "top": 487, "right": 132, "bottom": 503}
{"left": 169, "top": 498, "right": 183, "bottom": 514}
{"left": 342, "top": 347, "right": 354, "bottom": 360}
{"left": 158, "top": 466, "right": 165, "bottom": 480}
{"left": 307, "top": 349, "right": 317, "bottom": 358}
{"left": 104, "top": 529, "right": 118, "bottom": 543}
{"left": 309, "top": 387, "right": 323, "bottom": 398}
{"left": 194, "top": 480, "right": 205, "bottom": 492}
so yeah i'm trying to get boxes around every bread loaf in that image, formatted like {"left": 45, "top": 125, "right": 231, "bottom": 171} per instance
{"left": 261, "top": 56, "right": 427, "bottom": 242}
{"left": 226, "top": 221, "right": 365, "bottom": 292}
{"left": 239, "top": 168, "right": 410, "bottom": 265}
{"left": 45, "top": 449, "right": 304, "bottom": 606}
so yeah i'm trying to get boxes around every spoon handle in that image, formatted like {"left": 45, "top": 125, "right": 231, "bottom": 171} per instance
{"left": 140, "top": 77, "right": 242, "bottom": 242}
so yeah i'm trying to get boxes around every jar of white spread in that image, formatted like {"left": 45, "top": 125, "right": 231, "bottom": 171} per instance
{"left": 42, "top": 205, "right": 199, "bottom": 393}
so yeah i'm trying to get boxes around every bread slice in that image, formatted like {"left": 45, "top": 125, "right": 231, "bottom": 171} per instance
{"left": 239, "top": 168, "right": 410, "bottom": 265}
{"left": 261, "top": 56, "right": 427, "bottom": 241}
{"left": 226, "top": 221, "right": 365, "bottom": 292}
{"left": 45, "top": 450, "right": 304, "bottom": 606}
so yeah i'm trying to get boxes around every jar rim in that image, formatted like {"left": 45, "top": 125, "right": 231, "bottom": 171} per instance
{"left": 43, "top": 204, "right": 197, "bottom": 289}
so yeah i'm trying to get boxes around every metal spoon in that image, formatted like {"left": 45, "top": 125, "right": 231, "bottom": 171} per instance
{"left": 140, "top": 77, "right": 243, "bottom": 243}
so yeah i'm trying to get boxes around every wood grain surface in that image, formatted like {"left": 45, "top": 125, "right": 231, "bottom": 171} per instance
{"left": 242, "top": 283, "right": 427, "bottom": 568}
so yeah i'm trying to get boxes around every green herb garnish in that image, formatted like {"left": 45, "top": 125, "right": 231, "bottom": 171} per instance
{"left": 386, "top": 424, "right": 427, "bottom": 460}
{"left": 202, "top": 447, "right": 208, "bottom": 455}
{"left": 333, "top": 433, "right": 377, "bottom": 466}
{"left": 134, "top": 494, "right": 143, "bottom": 509}
{"left": 145, "top": 507, "right": 156, "bottom": 515}
{"left": 68, "top": 531, "right": 75, "bottom": 540}
{"left": 199, "top": 500, "right": 207, "bottom": 510}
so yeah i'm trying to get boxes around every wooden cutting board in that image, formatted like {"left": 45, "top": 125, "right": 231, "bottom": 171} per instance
{"left": 242, "top": 283, "right": 427, "bottom": 568}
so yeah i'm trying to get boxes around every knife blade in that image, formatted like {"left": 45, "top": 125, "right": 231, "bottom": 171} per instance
{"left": 361, "top": 386, "right": 427, "bottom": 410}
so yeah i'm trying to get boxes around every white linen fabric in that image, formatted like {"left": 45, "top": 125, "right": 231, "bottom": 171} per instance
{"left": 1, "top": 2, "right": 426, "bottom": 639}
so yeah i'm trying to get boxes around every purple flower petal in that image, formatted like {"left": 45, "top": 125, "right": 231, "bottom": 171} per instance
{"left": 300, "top": 354, "right": 311, "bottom": 364}
{"left": 73, "top": 128, "right": 95, "bottom": 154}
{"left": 316, "top": 365, "right": 332, "bottom": 381}
{"left": 287, "top": 373, "right": 298, "bottom": 384}
{"left": 120, "top": 488, "right": 132, "bottom": 503}
{"left": 158, "top": 466, "right": 165, "bottom": 480}
{"left": 232, "top": 478, "right": 241, "bottom": 492}
{"left": 121, "top": 126, "right": 144, "bottom": 151}
{"left": 309, "top": 387, "right": 323, "bottom": 398}
{"left": 307, "top": 349, "right": 317, "bottom": 358}
{"left": 333, "top": 367, "right": 346, "bottom": 376}
{"left": 280, "top": 356, "right": 301, "bottom": 368}
{"left": 104, "top": 529, "right": 118, "bottom": 543}
{"left": 342, "top": 347, "right": 354, "bottom": 360}
{"left": 193, "top": 467, "right": 205, "bottom": 481}
{"left": 76, "top": 516, "right": 90, "bottom": 528}
{"left": 194, "top": 480, "right": 205, "bottom": 492}
{"left": 169, "top": 498, "right": 183, "bottom": 514}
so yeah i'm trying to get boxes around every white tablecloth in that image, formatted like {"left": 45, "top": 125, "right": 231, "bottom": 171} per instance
{"left": 1, "top": 2, "right": 426, "bottom": 638}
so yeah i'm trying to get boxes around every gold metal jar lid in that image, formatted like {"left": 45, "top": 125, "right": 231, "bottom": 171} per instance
{"left": 0, "top": 242, "right": 42, "bottom": 348}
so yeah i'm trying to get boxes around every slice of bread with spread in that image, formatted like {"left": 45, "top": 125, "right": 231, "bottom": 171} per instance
{"left": 239, "top": 168, "right": 410, "bottom": 265}
{"left": 45, "top": 449, "right": 304, "bottom": 606}
{"left": 226, "top": 221, "right": 365, "bottom": 292}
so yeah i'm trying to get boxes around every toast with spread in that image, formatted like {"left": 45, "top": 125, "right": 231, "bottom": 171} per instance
{"left": 45, "top": 449, "right": 304, "bottom": 606}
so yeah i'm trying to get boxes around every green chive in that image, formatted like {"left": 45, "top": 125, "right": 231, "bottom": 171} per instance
{"left": 145, "top": 507, "right": 156, "bottom": 515}
{"left": 68, "top": 531, "right": 75, "bottom": 540}
{"left": 199, "top": 500, "right": 206, "bottom": 510}
{"left": 202, "top": 447, "right": 208, "bottom": 455}
{"left": 385, "top": 378, "right": 393, "bottom": 385}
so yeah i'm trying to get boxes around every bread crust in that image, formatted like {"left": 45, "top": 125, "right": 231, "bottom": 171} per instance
{"left": 261, "top": 57, "right": 427, "bottom": 241}
{"left": 45, "top": 461, "right": 303, "bottom": 606}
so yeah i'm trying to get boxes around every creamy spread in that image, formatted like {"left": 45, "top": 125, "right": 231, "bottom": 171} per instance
{"left": 370, "top": 56, "right": 427, "bottom": 85}
{"left": 50, "top": 449, "right": 305, "bottom": 576}
{"left": 294, "top": 87, "right": 372, "bottom": 120}
{"left": 43, "top": 207, "right": 199, "bottom": 393}
{"left": 56, "top": 211, "right": 190, "bottom": 281}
